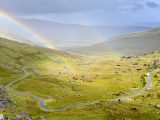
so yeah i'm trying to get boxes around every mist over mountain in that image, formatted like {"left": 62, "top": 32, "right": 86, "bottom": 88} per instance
{"left": 65, "top": 28, "right": 160, "bottom": 56}
{"left": 22, "top": 19, "right": 151, "bottom": 48}
{"left": 134, "top": 22, "right": 160, "bottom": 28}
{"left": 0, "top": 16, "right": 48, "bottom": 47}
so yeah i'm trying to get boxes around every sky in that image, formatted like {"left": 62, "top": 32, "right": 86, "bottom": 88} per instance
{"left": 0, "top": 0, "right": 160, "bottom": 25}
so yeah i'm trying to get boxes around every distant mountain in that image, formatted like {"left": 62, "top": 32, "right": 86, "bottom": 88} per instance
{"left": 0, "top": 37, "right": 80, "bottom": 69}
{"left": 135, "top": 22, "right": 160, "bottom": 28}
{"left": 0, "top": 30, "right": 34, "bottom": 45}
{"left": 0, "top": 17, "right": 48, "bottom": 48}
{"left": 22, "top": 19, "right": 151, "bottom": 48}
{"left": 66, "top": 28, "right": 160, "bottom": 56}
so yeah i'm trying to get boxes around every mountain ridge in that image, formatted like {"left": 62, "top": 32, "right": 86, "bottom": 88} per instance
{"left": 65, "top": 28, "right": 160, "bottom": 56}
{"left": 22, "top": 18, "right": 151, "bottom": 48}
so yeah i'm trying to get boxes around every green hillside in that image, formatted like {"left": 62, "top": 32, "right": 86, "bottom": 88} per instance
{"left": 66, "top": 28, "right": 160, "bottom": 56}
{"left": 0, "top": 37, "right": 160, "bottom": 119}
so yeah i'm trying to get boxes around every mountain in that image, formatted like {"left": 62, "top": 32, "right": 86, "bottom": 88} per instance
{"left": 0, "top": 37, "right": 82, "bottom": 70}
{"left": 65, "top": 28, "right": 160, "bottom": 56}
{"left": 22, "top": 19, "right": 151, "bottom": 48}
{"left": 0, "top": 30, "right": 35, "bottom": 45}
{"left": 135, "top": 22, "right": 160, "bottom": 28}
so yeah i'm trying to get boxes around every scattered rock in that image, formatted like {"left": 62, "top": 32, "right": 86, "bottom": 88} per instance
{"left": 113, "top": 93, "right": 121, "bottom": 96}
{"left": 122, "top": 56, "right": 133, "bottom": 59}
{"left": 73, "top": 76, "right": 78, "bottom": 80}
{"left": 147, "top": 94, "right": 151, "bottom": 97}
{"left": 154, "top": 74, "right": 158, "bottom": 78}
{"left": 21, "top": 112, "right": 32, "bottom": 120}
{"left": 39, "top": 116, "right": 45, "bottom": 120}
{"left": 143, "top": 64, "right": 148, "bottom": 66}
{"left": 149, "top": 59, "right": 160, "bottom": 69}
{"left": 154, "top": 105, "right": 160, "bottom": 109}
{"left": 0, "top": 87, "right": 14, "bottom": 109}
{"left": 131, "top": 107, "right": 138, "bottom": 111}
{"left": 136, "top": 68, "right": 142, "bottom": 71}
{"left": 118, "top": 99, "right": 121, "bottom": 102}
{"left": 76, "top": 94, "right": 83, "bottom": 98}
{"left": 133, "top": 62, "right": 139, "bottom": 65}
{"left": 157, "top": 93, "right": 160, "bottom": 98}
{"left": 15, "top": 115, "right": 22, "bottom": 120}
{"left": 0, "top": 114, "right": 5, "bottom": 120}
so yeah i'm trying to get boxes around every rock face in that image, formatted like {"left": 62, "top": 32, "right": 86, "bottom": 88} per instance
{"left": 0, "top": 87, "right": 14, "bottom": 109}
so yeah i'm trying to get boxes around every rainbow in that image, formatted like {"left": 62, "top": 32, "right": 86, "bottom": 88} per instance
{"left": 0, "top": 11, "right": 55, "bottom": 49}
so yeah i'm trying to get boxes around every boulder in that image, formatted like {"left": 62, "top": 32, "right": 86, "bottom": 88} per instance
{"left": 154, "top": 105, "right": 160, "bottom": 109}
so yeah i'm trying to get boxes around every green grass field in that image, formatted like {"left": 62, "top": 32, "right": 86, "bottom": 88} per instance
{"left": 0, "top": 38, "right": 160, "bottom": 119}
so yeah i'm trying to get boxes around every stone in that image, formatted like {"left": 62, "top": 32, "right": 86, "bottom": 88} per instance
{"left": 15, "top": 115, "right": 22, "bottom": 120}
{"left": 154, "top": 105, "right": 160, "bottom": 109}
{"left": 133, "top": 62, "right": 139, "bottom": 65}
{"left": 131, "top": 107, "right": 138, "bottom": 111}
{"left": 39, "top": 116, "right": 45, "bottom": 120}
{"left": 21, "top": 112, "right": 32, "bottom": 120}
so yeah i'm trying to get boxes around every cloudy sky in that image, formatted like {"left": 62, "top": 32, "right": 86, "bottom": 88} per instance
{"left": 0, "top": 0, "right": 160, "bottom": 25}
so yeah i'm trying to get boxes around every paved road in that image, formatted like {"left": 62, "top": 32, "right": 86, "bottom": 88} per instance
{"left": 5, "top": 68, "right": 158, "bottom": 112}
{"left": 111, "top": 70, "right": 156, "bottom": 101}
{"left": 5, "top": 68, "right": 53, "bottom": 111}
{"left": 5, "top": 68, "right": 100, "bottom": 111}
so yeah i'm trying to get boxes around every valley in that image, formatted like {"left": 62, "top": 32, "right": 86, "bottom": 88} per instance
{"left": 1, "top": 1, "right": 160, "bottom": 120}
{"left": 0, "top": 37, "right": 160, "bottom": 119}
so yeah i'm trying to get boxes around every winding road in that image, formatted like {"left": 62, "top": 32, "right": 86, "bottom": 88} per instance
{"left": 5, "top": 68, "right": 158, "bottom": 112}
{"left": 111, "top": 70, "right": 156, "bottom": 101}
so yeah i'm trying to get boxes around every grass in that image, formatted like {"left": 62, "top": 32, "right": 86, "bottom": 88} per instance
{"left": 11, "top": 57, "right": 146, "bottom": 109}
{"left": 0, "top": 66, "right": 22, "bottom": 86}
{"left": 0, "top": 38, "right": 160, "bottom": 119}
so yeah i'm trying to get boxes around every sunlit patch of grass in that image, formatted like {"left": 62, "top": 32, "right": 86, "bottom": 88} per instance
{"left": 11, "top": 56, "right": 150, "bottom": 109}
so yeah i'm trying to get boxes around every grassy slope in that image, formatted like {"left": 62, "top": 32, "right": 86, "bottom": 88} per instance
{"left": 107, "top": 29, "right": 160, "bottom": 55}
{"left": 66, "top": 28, "right": 160, "bottom": 56}
{"left": 0, "top": 37, "right": 160, "bottom": 119}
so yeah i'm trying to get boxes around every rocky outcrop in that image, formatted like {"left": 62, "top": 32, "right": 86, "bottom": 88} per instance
{"left": 0, "top": 87, "right": 14, "bottom": 109}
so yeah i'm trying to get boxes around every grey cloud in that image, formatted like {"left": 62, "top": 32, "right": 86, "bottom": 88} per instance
{"left": 118, "top": 4, "right": 143, "bottom": 12}
{"left": 0, "top": 0, "right": 143, "bottom": 16}
{"left": 146, "top": 1, "right": 159, "bottom": 8}
{"left": 132, "top": 4, "right": 144, "bottom": 11}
